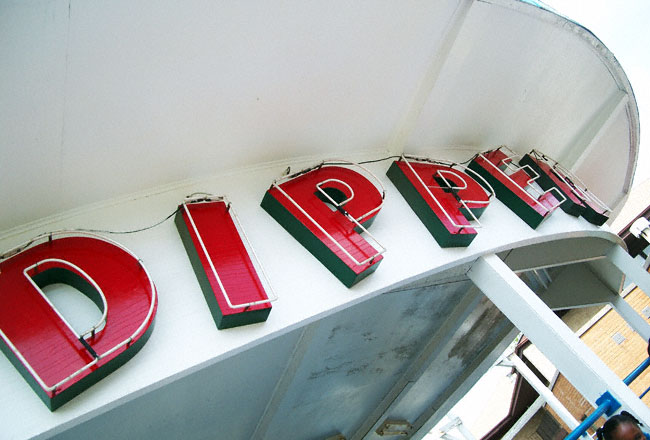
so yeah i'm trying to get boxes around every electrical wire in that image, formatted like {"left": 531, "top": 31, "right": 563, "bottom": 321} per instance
{"left": 0, "top": 151, "right": 489, "bottom": 261}
{"left": 357, "top": 155, "right": 401, "bottom": 165}
{"left": 323, "top": 156, "right": 401, "bottom": 167}
{"left": 74, "top": 207, "right": 180, "bottom": 235}
{"left": 0, "top": 208, "right": 181, "bottom": 261}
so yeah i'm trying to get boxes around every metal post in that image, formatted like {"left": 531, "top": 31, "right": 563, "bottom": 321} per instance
{"left": 503, "top": 355, "right": 588, "bottom": 438}
{"left": 607, "top": 246, "right": 650, "bottom": 298}
{"left": 501, "top": 396, "right": 545, "bottom": 440}
{"left": 624, "top": 358, "right": 650, "bottom": 385}
{"left": 437, "top": 414, "right": 477, "bottom": 440}
{"left": 565, "top": 392, "right": 620, "bottom": 440}
{"left": 467, "top": 254, "right": 650, "bottom": 426}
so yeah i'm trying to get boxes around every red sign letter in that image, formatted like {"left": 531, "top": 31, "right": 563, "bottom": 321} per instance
{"left": 0, "top": 233, "right": 157, "bottom": 410}
{"left": 261, "top": 162, "right": 385, "bottom": 287}
{"left": 468, "top": 147, "right": 565, "bottom": 228}
{"left": 519, "top": 150, "right": 610, "bottom": 225}
{"left": 387, "top": 156, "right": 492, "bottom": 247}
{"left": 175, "top": 196, "right": 274, "bottom": 329}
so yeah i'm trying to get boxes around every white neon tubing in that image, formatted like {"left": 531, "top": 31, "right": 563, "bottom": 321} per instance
{"left": 271, "top": 182, "right": 386, "bottom": 267}
{"left": 402, "top": 154, "right": 495, "bottom": 204}
{"left": 401, "top": 155, "right": 483, "bottom": 230}
{"left": 479, "top": 153, "right": 565, "bottom": 213}
{"left": 182, "top": 198, "right": 277, "bottom": 309}
{"left": 531, "top": 149, "right": 611, "bottom": 213}
{"left": 274, "top": 160, "right": 386, "bottom": 223}
{"left": 24, "top": 259, "right": 108, "bottom": 340}
{"left": 433, "top": 169, "right": 469, "bottom": 191}
{"left": 0, "top": 230, "right": 157, "bottom": 393}
{"left": 224, "top": 199, "right": 279, "bottom": 305}
{"left": 506, "top": 151, "right": 567, "bottom": 211}
{"left": 316, "top": 179, "right": 355, "bottom": 207}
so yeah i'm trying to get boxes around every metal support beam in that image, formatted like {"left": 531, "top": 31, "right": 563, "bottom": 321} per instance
{"left": 501, "top": 395, "right": 545, "bottom": 440}
{"left": 560, "top": 89, "right": 628, "bottom": 171}
{"left": 539, "top": 262, "right": 612, "bottom": 310}
{"left": 387, "top": 0, "right": 474, "bottom": 154}
{"left": 410, "top": 325, "right": 519, "bottom": 439}
{"left": 351, "top": 287, "right": 482, "bottom": 440}
{"left": 610, "top": 294, "right": 650, "bottom": 343}
{"left": 504, "top": 355, "right": 588, "bottom": 438}
{"left": 539, "top": 261, "right": 650, "bottom": 342}
{"left": 250, "top": 322, "right": 319, "bottom": 440}
{"left": 607, "top": 245, "right": 650, "bottom": 299}
{"left": 467, "top": 254, "right": 650, "bottom": 425}
{"left": 437, "top": 413, "right": 477, "bottom": 440}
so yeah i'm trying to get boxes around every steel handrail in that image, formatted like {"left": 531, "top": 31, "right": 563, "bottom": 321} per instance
{"left": 623, "top": 357, "right": 650, "bottom": 386}
{"left": 565, "top": 401, "right": 613, "bottom": 440}
{"left": 565, "top": 392, "right": 620, "bottom": 440}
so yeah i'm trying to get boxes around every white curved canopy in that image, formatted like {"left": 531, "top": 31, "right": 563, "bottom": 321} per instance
{"left": 1, "top": 3, "right": 648, "bottom": 439}
{"left": 0, "top": 0, "right": 639, "bottom": 233}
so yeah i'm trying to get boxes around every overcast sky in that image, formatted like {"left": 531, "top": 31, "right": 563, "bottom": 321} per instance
{"left": 542, "top": 0, "right": 650, "bottom": 187}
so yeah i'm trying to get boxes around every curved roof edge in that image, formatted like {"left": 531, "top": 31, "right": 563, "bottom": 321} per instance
{"left": 491, "top": 0, "right": 640, "bottom": 209}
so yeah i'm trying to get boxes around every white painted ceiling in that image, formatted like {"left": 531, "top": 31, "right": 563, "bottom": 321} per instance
{"left": 0, "top": 0, "right": 639, "bottom": 232}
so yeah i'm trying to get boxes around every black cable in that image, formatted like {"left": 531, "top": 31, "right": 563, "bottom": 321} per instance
{"left": 0, "top": 239, "right": 41, "bottom": 261}
{"left": 0, "top": 208, "right": 181, "bottom": 261}
{"left": 1, "top": 151, "right": 492, "bottom": 261}
{"left": 457, "top": 154, "right": 478, "bottom": 165}
{"left": 358, "top": 155, "right": 401, "bottom": 165}
{"left": 75, "top": 207, "right": 180, "bottom": 235}
{"left": 322, "top": 156, "right": 401, "bottom": 167}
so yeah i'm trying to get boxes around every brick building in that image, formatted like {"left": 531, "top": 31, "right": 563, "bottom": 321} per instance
{"left": 544, "top": 287, "right": 650, "bottom": 438}
{"left": 510, "top": 206, "right": 650, "bottom": 440}
{"left": 496, "top": 285, "right": 650, "bottom": 440}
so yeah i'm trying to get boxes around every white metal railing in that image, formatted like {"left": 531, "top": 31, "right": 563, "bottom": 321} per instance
{"left": 182, "top": 195, "right": 277, "bottom": 309}
{"left": 271, "top": 160, "right": 386, "bottom": 266}
{"left": 529, "top": 149, "right": 611, "bottom": 215}
{"left": 400, "top": 155, "right": 494, "bottom": 231}
{"left": 478, "top": 148, "right": 566, "bottom": 213}
{"left": 0, "top": 230, "right": 157, "bottom": 395}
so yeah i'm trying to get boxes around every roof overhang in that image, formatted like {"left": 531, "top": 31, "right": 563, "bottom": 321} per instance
{"left": 0, "top": 0, "right": 639, "bottom": 233}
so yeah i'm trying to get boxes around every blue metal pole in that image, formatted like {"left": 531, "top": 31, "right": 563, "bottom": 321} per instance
{"left": 565, "top": 402, "right": 611, "bottom": 440}
{"left": 640, "top": 385, "right": 650, "bottom": 399}
{"left": 565, "top": 357, "right": 650, "bottom": 439}
{"left": 565, "top": 392, "right": 621, "bottom": 440}
{"left": 624, "top": 357, "right": 650, "bottom": 385}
